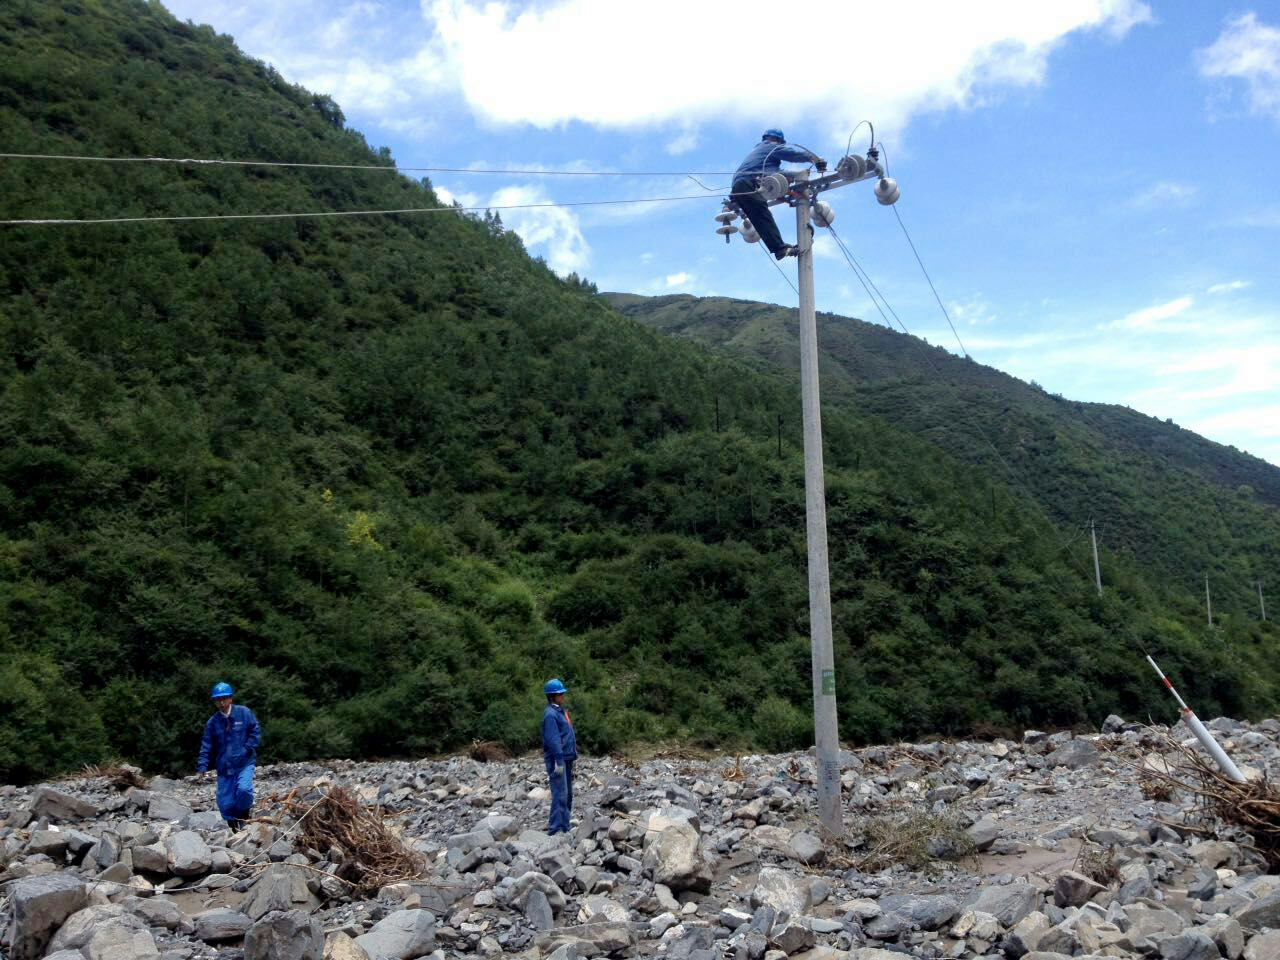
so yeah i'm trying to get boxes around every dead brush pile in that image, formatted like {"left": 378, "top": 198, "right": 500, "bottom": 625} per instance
{"left": 850, "top": 808, "right": 977, "bottom": 873}
{"left": 1139, "top": 729, "right": 1280, "bottom": 870}
{"left": 279, "top": 784, "right": 426, "bottom": 895}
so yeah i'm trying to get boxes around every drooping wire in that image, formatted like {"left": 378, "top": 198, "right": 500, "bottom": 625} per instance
{"left": 0, "top": 151, "right": 736, "bottom": 178}
{"left": 892, "top": 205, "right": 969, "bottom": 358}
{"left": 845, "top": 121, "right": 874, "bottom": 162}
{"left": 825, "top": 222, "right": 1096, "bottom": 580}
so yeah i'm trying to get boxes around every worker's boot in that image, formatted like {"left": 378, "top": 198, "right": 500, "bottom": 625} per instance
{"left": 774, "top": 245, "right": 798, "bottom": 260}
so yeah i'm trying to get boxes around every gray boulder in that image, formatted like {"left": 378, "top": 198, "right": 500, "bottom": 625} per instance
{"left": 131, "top": 842, "right": 169, "bottom": 873}
{"left": 29, "top": 785, "right": 99, "bottom": 821}
{"left": 244, "top": 910, "right": 325, "bottom": 960}
{"left": 1245, "top": 930, "right": 1280, "bottom": 960}
{"left": 27, "top": 829, "right": 70, "bottom": 858}
{"left": 788, "top": 832, "right": 824, "bottom": 865}
{"left": 751, "top": 866, "right": 812, "bottom": 915}
{"left": 1159, "top": 930, "right": 1224, "bottom": 960}
{"left": 194, "top": 907, "right": 253, "bottom": 942}
{"left": 166, "top": 830, "right": 212, "bottom": 875}
{"left": 642, "top": 807, "right": 712, "bottom": 893}
{"left": 868, "top": 894, "right": 959, "bottom": 934}
{"left": 1235, "top": 889, "right": 1280, "bottom": 930}
{"left": 47, "top": 905, "right": 157, "bottom": 959}
{"left": 353, "top": 909, "right": 437, "bottom": 960}
{"left": 1045, "top": 739, "right": 1100, "bottom": 769}
{"left": 1054, "top": 870, "right": 1106, "bottom": 907}
{"left": 148, "top": 794, "right": 194, "bottom": 821}
{"left": 970, "top": 882, "right": 1037, "bottom": 926}
{"left": 5, "top": 873, "right": 88, "bottom": 960}
{"left": 240, "top": 862, "right": 322, "bottom": 920}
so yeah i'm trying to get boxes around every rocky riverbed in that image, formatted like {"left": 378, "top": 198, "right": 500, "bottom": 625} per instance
{"left": 4, "top": 714, "right": 1280, "bottom": 960}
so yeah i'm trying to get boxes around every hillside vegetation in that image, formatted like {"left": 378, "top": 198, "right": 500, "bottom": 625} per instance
{"left": 606, "top": 294, "right": 1280, "bottom": 620}
{"left": 1, "top": 0, "right": 1276, "bottom": 784}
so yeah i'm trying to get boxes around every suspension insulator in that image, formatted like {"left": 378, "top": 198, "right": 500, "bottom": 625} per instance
{"left": 875, "top": 177, "right": 901, "bottom": 206}
{"left": 741, "top": 220, "right": 760, "bottom": 243}
{"left": 812, "top": 201, "right": 836, "bottom": 228}
{"left": 715, "top": 210, "right": 738, "bottom": 224}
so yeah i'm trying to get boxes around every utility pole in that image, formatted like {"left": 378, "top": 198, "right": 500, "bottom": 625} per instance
{"left": 715, "top": 145, "right": 896, "bottom": 838}
{"left": 1259, "top": 580, "right": 1268, "bottom": 622}
{"left": 794, "top": 190, "right": 842, "bottom": 835}
{"left": 1205, "top": 574, "right": 1214, "bottom": 628}
{"left": 1089, "top": 518, "right": 1103, "bottom": 597}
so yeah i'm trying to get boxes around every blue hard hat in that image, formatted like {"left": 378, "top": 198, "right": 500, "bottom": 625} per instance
{"left": 210, "top": 682, "right": 234, "bottom": 699}
{"left": 763, "top": 128, "right": 785, "bottom": 141}
{"left": 544, "top": 678, "right": 567, "bottom": 695}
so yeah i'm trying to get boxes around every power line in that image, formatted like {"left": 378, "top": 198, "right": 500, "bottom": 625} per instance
{"left": 0, "top": 151, "right": 736, "bottom": 178}
{"left": 891, "top": 205, "right": 969, "bottom": 359}
{"left": 825, "top": 223, "right": 1096, "bottom": 580}
{"left": 0, "top": 189, "right": 747, "bottom": 226}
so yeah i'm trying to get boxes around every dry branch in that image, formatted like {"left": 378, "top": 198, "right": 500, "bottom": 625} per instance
{"left": 1136, "top": 728, "right": 1280, "bottom": 870}
{"left": 278, "top": 785, "right": 427, "bottom": 895}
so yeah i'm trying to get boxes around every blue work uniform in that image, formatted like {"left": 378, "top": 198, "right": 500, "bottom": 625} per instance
{"left": 197, "top": 704, "right": 260, "bottom": 826}
{"left": 731, "top": 139, "right": 820, "bottom": 256}
{"left": 541, "top": 702, "right": 577, "bottom": 834}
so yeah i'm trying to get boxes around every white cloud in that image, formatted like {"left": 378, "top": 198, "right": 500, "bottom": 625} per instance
{"left": 426, "top": 0, "right": 1150, "bottom": 138}
{"left": 1198, "top": 13, "right": 1280, "bottom": 122}
{"left": 665, "top": 130, "right": 700, "bottom": 156}
{"left": 1130, "top": 180, "right": 1198, "bottom": 209}
{"left": 433, "top": 185, "right": 480, "bottom": 208}
{"left": 487, "top": 185, "right": 589, "bottom": 275}
{"left": 665, "top": 272, "right": 693, "bottom": 288}
{"left": 1112, "top": 295, "right": 1193, "bottom": 330}
{"left": 1208, "top": 279, "right": 1251, "bottom": 294}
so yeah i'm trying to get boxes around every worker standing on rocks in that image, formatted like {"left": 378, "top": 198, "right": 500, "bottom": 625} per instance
{"left": 196, "top": 681, "right": 261, "bottom": 829}
{"left": 541, "top": 678, "right": 577, "bottom": 835}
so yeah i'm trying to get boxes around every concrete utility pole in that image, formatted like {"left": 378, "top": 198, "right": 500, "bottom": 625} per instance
{"left": 1205, "top": 574, "right": 1214, "bottom": 628}
{"left": 793, "top": 192, "right": 842, "bottom": 834}
{"left": 1259, "top": 580, "right": 1268, "bottom": 622}
{"left": 716, "top": 147, "right": 896, "bottom": 838}
{"left": 1089, "top": 518, "right": 1103, "bottom": 597}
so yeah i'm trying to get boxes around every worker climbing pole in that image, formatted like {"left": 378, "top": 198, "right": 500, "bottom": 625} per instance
{"left": 714, "top": 129, "right": 900, "bottom": 837}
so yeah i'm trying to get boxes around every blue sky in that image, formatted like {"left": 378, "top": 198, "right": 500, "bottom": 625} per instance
{"left": 161, "top": 1, "right": 1280, "bottom": 466}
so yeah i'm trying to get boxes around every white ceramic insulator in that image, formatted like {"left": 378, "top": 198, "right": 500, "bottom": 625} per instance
{"left": 875, "top": 178, "right": 900, "bottom": 206}
{"left": 812, "top": 201, "right": 835, "bottom": 228}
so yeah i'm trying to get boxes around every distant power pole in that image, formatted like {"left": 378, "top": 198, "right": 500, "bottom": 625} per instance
{"left": 1205, "top": 574, "right": 1214, "bottom": 628}
{"left": 1089, "top": 518, "right": 1103, "bottom": 596}
{"left": 1259, "top": 580, "right": 1268, "bottom": 622}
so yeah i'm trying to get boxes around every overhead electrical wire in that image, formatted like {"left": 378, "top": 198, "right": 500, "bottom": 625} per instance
{"left": 825, "top": 221, "right": 1097, "bottom": 582}
{"left": 0, "top": 150, "right": 737, "bottom": 178}
{"left": 0, "top": 188, "right": 756, "bottom": 226}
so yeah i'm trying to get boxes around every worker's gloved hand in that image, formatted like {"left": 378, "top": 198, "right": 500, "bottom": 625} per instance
{"left": 553, "top": 764, "right": 565, "bottom": 778}
{"left": 814, "top": 157, "right": 827, "bottom": 172}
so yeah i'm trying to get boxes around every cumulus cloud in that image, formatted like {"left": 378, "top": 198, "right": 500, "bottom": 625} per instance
{"left": 665, "top": 272, "right": 692, "bottom": 287}
{"left": 1198, "top": 12, "right": 1280, "bottom": 122}
{"left": 487, "top": 185, "right": 589, "bottom": 275}
{"left": 166, "top": 0, "right": 1153, "bottom": 144}
{"left": 427, "top": 0, "right": 1151, "bottom": 138}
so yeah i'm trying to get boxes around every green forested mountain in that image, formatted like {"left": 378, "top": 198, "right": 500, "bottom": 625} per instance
{"left": 605, "top": 293, "right": 1280, "bottom": 620}
{"left": 1, "top": 0, "right": 1276, "bottom": 785}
